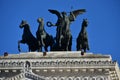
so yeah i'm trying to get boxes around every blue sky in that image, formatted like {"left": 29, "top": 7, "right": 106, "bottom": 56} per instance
{"left": 0, "top": 0, "right": 120, "bottom": 63}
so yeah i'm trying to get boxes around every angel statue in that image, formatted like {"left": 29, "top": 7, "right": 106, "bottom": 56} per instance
{"left": 47, "top": 9, "right": 86, "bottom": 51}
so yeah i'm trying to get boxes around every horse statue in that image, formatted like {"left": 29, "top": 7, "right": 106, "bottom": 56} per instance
{"left": 76, "top": 19, "right": 90, "bottom": 53}
{"left": 47, "top": 9, "right": 86, "bottom": 51}
{"left": 36, "top": 18, "right": 55, "bottom": 52}
{"left": 18, "top": 20, "right": 40, "bottom": 52}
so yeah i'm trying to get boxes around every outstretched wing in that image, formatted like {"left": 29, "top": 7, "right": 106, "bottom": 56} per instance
{"left": 48, "top": 9, "right": 62, "bottom": 19}
{"left": 72, "top": 9, "right": 86, "bottom": 18}
{"left": 69, "top": 9, "right": 86, "bottom": 21}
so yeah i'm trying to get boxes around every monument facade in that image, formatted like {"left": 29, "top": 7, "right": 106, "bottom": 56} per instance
{"left": 0, "top": 51, "right": 120, "bottom": 80}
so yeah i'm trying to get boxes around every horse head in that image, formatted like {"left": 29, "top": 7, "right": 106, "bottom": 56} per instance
{"left": 19, "top": 20, "right": 27, "bottom": 28}
{"left": 82, "top": 19, "right": 88, "bottom": 27}
{"left": 37, "top": 18, "right": 44, "bottom": 24}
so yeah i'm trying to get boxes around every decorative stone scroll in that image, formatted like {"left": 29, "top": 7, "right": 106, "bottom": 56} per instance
{"left": 45, "top": 76, "right": 109, "bottom": 80}
{"left": 0, "top": 60, "right": 116, "bottom": 68}
{"left": 31, "top": 60, "right": 116, "bottom": 68}
{"left": 25, "top": 73, "right": 45, "bottom": 80}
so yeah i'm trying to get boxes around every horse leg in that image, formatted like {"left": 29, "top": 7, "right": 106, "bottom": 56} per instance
{"left": 28, "top": 46, "right": 31, "bottom": 52}
{"left": 66, "top": 35, "right": 71, "bottom": 51}
{"left": 77, "top": 43, "right": 82, "bottom": 51}
{"left": 50, "top": 36, "right": 55, "bottom": 51}
{"left": 66, "top": 41, "right": 69, "bottom": 51}
{"left": 50, "top": 45, "right": 53, "bottom": 51}
{"left": 41, "top": 35, "right": 45, "bottom": 46}
{"left": 38, "top": 41, "right": 42, "bottom": 52}
{"left": 76, "top": 39, "right": 79, "bottom": 51}
{"left": 84, "top": 48, "right": 86, "bottom": 52}
{"left": 76, "top": 43, "right": 80, "bottom": 51}
{"left": 77, "top": 45, "right": 80, "bottom": 51}
{"left": 68, "top": 36, "right": 72, "bottom": 51}
{"left": 18, "top": 40, "right": 21, "bottom": 52}
{"left": 38, "top": 47, "right": 42, "bottom": 52}
{"left": 87, "top": 43, "right": 90, "bottom": 50}
{"left": 58, "top": 35, "right": 63, "bottom": 47}
{"left": 18, "top": 40, "right": 26, "bottom": 52}
{"left": 44, "top": 47, "right": 48, "bottom": 52}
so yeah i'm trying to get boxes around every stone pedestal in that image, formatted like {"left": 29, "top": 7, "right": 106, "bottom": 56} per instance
{"left": 0, "top": 51, "right": 120, "bottom": 80}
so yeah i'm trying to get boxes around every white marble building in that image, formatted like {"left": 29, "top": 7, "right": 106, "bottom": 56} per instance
{"left": 0, "top": 51, "right": 120, "bottom": 80}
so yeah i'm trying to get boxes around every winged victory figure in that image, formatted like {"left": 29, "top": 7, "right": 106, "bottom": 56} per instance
{"left": 47, "top": 9, "right": 86, "bottom": 51}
